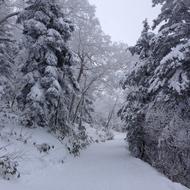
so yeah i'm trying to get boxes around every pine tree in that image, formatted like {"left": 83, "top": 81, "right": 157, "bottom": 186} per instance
{"left": 149, "top": 0, "right": 190, "bottom": 98}
{"left": 119, "top": 20, "right": 154, "bottom": 158}
{"left": 121, "top": 1, "right": 190, "bottom": 187}
{"left": 16, "top": 0, "right": 79, "bottom": 134}
{"left": 145, "top": 0, "right": 190, "bottom": 187}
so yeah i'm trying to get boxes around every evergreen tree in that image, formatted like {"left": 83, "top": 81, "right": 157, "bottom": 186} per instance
{"left": 17, "top": 0, "right": 79, "bottom": 134}
{"left": 146, "top": 0, "right": 190, "bottom": 186}
{"left": 120, "top": 1, "right": 190, "bottom": 187}
{"left": 149, "top": 0, "right": 190, "bottom": 98}
{"left": 119, "top": 20, "right": 154, "bottom": 158}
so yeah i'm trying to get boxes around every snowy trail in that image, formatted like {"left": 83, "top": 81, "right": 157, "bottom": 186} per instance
{"left": 1, "top": 133, "right": 188, "bottom": 190}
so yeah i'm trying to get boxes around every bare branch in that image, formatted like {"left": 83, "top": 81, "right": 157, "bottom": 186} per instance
{"left": 72, "top": 72, "right": 105, "bottom": 123}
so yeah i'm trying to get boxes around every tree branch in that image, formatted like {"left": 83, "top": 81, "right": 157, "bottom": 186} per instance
{"left": 0, "top": 11, "right": 19, "bottom": 26}
{"left": 0, "top": 37, "right": 15, "bottom": 42}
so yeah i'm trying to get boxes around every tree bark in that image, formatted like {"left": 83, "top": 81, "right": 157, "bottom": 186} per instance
{"left": 105, "top": 98, "right": 118, "bottom": 130}
{"left": 69, "top": 59, "right": 84, "bottom": 119}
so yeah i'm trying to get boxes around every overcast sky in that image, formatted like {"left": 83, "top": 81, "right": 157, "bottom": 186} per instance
{"left": 89, "top": 0, "right": 161, "bottom": 46}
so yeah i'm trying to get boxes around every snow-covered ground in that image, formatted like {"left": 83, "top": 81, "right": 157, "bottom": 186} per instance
{"left": 0, "top": 130, "right": 188, "bottom": 190}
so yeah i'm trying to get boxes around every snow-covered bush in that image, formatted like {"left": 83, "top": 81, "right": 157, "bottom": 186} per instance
{"left": 0, "top": 156, "right": 20, "bottom": 180}
{"left": 34, "top": 143, "right": 54, "bottom": 153}
{"left": 66, "top": 126, "right": 89, "bottom": 156}
{"left": 95, "top": 129, "right": 114, "bottom": 142}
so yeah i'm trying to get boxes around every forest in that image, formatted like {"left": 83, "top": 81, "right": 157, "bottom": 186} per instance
{"left": 0, "top": 0, "right": 190, "bottom": 190}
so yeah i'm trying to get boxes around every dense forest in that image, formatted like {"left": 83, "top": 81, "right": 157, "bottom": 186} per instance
{"left": 0, "top": 0, "right": 190, "bottom": 189}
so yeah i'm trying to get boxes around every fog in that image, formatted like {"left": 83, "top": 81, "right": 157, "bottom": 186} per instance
{"left": 89, "top": 0, "right": 161, "bottom": 45}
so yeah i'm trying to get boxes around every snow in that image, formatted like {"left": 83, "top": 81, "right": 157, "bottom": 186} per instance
{"left": 47, "top": 28, "right": 61, "bottom": 37}
{"left": 168, "top": 69, "right": 189, "bottom": 94}
{"left": 24, "top": 19, "right": 47, "bottom": 36}
{"left": 160, "top": 40, "right": 190, "bottom": 66}
{"left": 0, "top": 129, "right": 188, "bottom": 190}
{"left": 28, "top": 82, "right": 44, "bottom": 102}
{"left": 45, "top": 50, "right": 58, "bottom": 66}
{"left": 148, "top": 77, "right": 165, "bottom": 93}
{"left": 45, "top": 66, "right": 58, "bottom": 79}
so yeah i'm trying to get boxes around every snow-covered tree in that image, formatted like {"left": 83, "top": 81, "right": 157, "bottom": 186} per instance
{"left": 16, "top": 0, "right": 79, "bottom": 134}
{"left": 0, "top": 0, "right": 18, "bottom": 107}
{"left": 149, "top": 0, "right": 190, "bottom": 98}
{"left": 147, "top": 0, "right": 190, "bottom": 186}
{"left": 62, "top": 0, "right": 113, "bottom": 128}
{"left": 120, "top": 1, "right": 190, "bottom": 187}
{"left": 119, "top": 20, "right": 155, "bottom": 157}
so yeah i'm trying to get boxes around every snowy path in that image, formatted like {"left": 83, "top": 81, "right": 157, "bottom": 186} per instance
{"left": 0, "top": 133, "right": 188, "bottom": 190}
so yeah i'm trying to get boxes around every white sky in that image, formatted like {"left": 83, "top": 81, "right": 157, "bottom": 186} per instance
{"left": 89, "top": 0, "right": 161, "bottom": 46}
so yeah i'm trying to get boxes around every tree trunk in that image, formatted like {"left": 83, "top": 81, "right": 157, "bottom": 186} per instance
{"left": 69, "top": 60, "right": 84, "bottom": 119}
